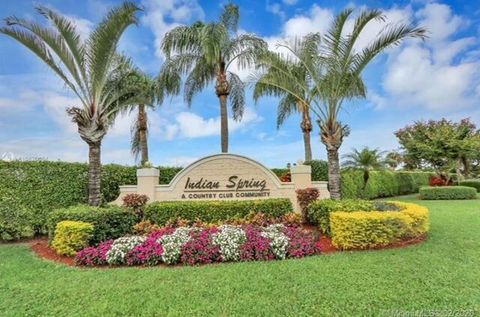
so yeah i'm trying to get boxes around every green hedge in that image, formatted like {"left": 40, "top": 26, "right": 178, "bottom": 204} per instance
{"left": 341, "top": 170, "right": 434, "bottom": 199}
{"left": 419, "top": 186, "right": 477, "bottom": 200}
{"left": 307, "top": 199, "right": 374, "bottom": 235}
{"left": 0, "top": 161, "right": 180, "bottom": 234}
{"left": 305, "top": 160, "right": 329, "bottom": 181}
{"left": 48, "top": 205, "right": 137, "bottom": 244}
{"left": 458, "top": 179, "right": 480, "bottom": 192}
{"left": 145, "top": 199, "right": 292, "bottom": 225}
{"left": 0, "top": 192, "right": 34, "bottom": 241}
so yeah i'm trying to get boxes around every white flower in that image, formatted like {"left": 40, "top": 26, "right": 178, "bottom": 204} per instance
{"left": 158, "top": 227, "right": 193, "bottom": 264}
{"left": 106, "top": 236, "right": 146, "bottom": 265}
{"left": 212, "top": 225, "right": 246, "bottom": 262}
{"left": 261, "top": 224, "right": 289, "bottom": 260}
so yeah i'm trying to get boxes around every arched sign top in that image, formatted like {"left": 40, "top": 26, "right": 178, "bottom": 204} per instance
{"left": 166, "top": 153, "right": 285, "bottom": 189}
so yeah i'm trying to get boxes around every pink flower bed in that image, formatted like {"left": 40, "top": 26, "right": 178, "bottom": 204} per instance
{"left": 75, "top": 224, "right": 320, "bottom": 267}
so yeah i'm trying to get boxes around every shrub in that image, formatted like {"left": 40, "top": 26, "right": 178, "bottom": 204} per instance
{"left": 330, "top": 202, "right": 429, "bottom": 249}
{"left": 144, "top": 199, "right": 292, "bottom": 226}
{"left": 48, "top": 205, "right": 137, "bottom": 244}
{"left": 458, "top": 179, "right": 480, "bottom": 192}
{"left": 132, "top": 220, "right": 161, "bottom": 235}
{"left": 122, "top": 194, "right": 149, "bottom": 218}
{"left": 419, "top": 186, "right": 477, "bottom": 200}
{"left": 341, "top": 170, "right": 434, "bottom": 199}
{"left": 0, "top": 194, "right": 34, "bottom": 241}
{"left": 0, "top": 160, "right": 180, "bottom": 234}
{"left": 308, "top": 199, "right": 374, "bottom": 234}
{"left": 296, "top": 188, "right": 319, "bottom": 224}
{"left": 305, "top": 160, "right": 328, "bottom": 181}
{"left": 52, "top": 221, "right": 94, "bottom": 256}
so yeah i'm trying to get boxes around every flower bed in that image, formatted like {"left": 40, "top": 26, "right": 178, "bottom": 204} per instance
{"left": 75, "top": 224, "right": 320, "bottom": 267}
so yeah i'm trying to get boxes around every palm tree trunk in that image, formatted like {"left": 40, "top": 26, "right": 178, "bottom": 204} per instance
{"left": 327, "top": 148, "right": 341, "bottom": 200}
{"left": 216, "top": 62, "right": 230, "bottom": 153}
{"left": 138, "top": 104, "right": 149, "bottom": 165}
{"left": 88, "top": 142, "right": 102, "bottom": 206}
{"left": 300, "top": 107, "right": 313, "bottom": 162}
{"left": 219, "top": 94, "right": 229, "bottom": 153}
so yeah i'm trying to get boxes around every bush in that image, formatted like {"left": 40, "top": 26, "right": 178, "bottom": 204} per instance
{"left": 296, "top": 188, "right": 319, "bottom": 223}
{"left": 145, "top": 199, "right": 292, "bottom": 226}
{"left": 305, "top": 160, "right": 328, "bottom": 181}
{"left": 51, "top": 221, "right": 94, "bottom": 256}
{"left": 0, "top": 160, "right": 181, "bottom": 234}
{"left": 341, "top": 170, "right": 434, "bottom": 199}
{"left": 458, "top": 179, "right": 480, "bottom": 192}
{"left": 0, "top": 194, "right": 34, "bottom": 241}
{"left": 308, "top": 199, "right": 374, "bottom": 234}
{"left": 122, "top": 194, "right": 149, "bottom": 218}
{"left": 330, "top": 202, "right": 429, "bottom": 249}
{"left": 419, "top": 186, "right": 477, "bottom": 200}
{"left": 48, "top": 205, "right": 137, "bottom": 245}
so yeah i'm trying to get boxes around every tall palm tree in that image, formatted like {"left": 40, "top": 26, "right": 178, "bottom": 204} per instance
{"left": 253, "top": 9, "right": 426, "bottom": 199}
{"left": 253, "top": 46, "right": 316, "bottom": 161}
{"left": 159, "top": 3, "right": 267, "bottom": 152}
{"left": 317, "top": 9, "right": 426, "bottom": 199}
{"left": 1, "top": 2, "right": 140, "bottom": 205}
{"left": 343, "top": 147, "right": 387, "bottom": 189}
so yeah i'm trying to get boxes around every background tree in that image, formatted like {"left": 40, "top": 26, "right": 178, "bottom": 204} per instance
{"left": 253, "top": 48, "right": 315, "bottom": 161}
{"left": 159, "top": 3, "right": 267, "bottom": 153}
{"left": 0, "top": 2, "right": 140, "bottom": 205}
{"left": 342, "top": 147, "right": 387, "bottom": 189}
{"left": 395, "top": 118, "right": 480, "bottom": 179}
{"left": 385, "top": 151, "right": 403, "bottom": 170}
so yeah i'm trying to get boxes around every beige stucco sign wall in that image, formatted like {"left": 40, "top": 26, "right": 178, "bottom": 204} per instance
{"left": 114, "top": 154, "right": 329, "bottom": 212}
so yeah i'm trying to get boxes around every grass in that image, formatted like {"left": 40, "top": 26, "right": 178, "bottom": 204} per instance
{"left": 1, "top": 196, "right": 479, "bottom": 316}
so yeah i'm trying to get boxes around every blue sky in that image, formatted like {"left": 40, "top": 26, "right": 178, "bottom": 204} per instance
{"left": 0, "top": 0, "right": 479, "bottom": 168}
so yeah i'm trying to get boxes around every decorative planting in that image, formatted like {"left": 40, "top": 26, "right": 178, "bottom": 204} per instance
{"left": 419, "top": 186, "right": 477, "bottom": 200}
{"left": 330, "top": 202, "right": 429, "bottom": 250}
{"left": 75, "top": 224, "right": 319, "bottom": 267}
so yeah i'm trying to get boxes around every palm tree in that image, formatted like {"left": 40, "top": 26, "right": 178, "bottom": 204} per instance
{"left": 159, "top": 3, "right": 267, "bottom": 152}
{"left": 253, "top": 9, "right": 426, "bottom": 199}
{"left": 1, "top": 3, "right": 140, "bottom": 205}
{"left": 253, "top": 47, "right": 315, "bottom": 161}
{"left": 343, "top": 147, "right": 387, "bottom": 189}
{"left": 109, "top": 63, "right": 159, "bottom": 166}
{"left": 317, "top": 9, "right": 426, "bottom": 199}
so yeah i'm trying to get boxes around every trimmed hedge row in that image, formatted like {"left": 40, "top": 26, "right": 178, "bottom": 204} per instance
{"left": 458, "top": 179, "right": 480, "bottom": 192}
{"left": 330, "top": 202, "right": 429, "bottom": 249}
{"left": 0, "top": 161, "right": 181, "bottom": 234}
{"left": 48, "top": 205, "right": 137, "bottom": 244}
{"left": 419, "top": 186, "right": 477, "bottom": 200}
{"left": 145, "top": 199, "right": 293, "bottom": 225}
{"left": 341, "top": 170, "right": 434, "bottom": 199}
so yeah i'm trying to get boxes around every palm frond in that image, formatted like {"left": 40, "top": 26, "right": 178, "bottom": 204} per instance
{"left": 88, "top": 1, "right": 139, "bottom": 102}
{"left": 225, "top": 33, "right": 267, "bottom": 69}
{"left": 353, "top": 23, "right": 427, "bottom": 74}
{"left": 184, "top": 56, "right": 216, "bottom": 106}
{"left": 161, "top": 24, "right": 202, "bottom": 57}
{"left": 227, "top": 71, "right": 245, "bottom": 121}
{"left": 276, "top": 94, "right": 298, "bottom": 128}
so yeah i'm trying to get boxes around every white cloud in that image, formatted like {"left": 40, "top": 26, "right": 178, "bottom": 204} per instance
{"left": 283, "top": 0, "right": 298, "bottom": 5}
{"left": 161, "top": 107, "right": 262, "bottom": 140}
{"left": 380, "top": 2, "right": 480, "bottom": 111}
{"left": 164, "top": 155, "right": 198, "bottom": 167}
{"left": 141, "top": 0, "right": 205, "bottom": 59}
{"left": 282, "top": 5, "right": 333, "bottom": 38}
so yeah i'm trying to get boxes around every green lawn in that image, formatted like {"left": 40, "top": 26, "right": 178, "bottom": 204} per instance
{"left": 1, "top": 196, "right": 479, "bottom": 316}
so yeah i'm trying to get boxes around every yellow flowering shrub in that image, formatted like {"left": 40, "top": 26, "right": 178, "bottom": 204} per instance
{"left": 330, "top": 202, "right": 429, "bottom": 250}
{"left": 52, "top": 220, "right": 94, "bottom": 256}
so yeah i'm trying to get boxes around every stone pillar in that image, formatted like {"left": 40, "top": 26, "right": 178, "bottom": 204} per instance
{"left": 290, "top": 164, "right": 312, "bottom": 212}
{"left": 136, "top": 168, "right": 159, "bottom": 201}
